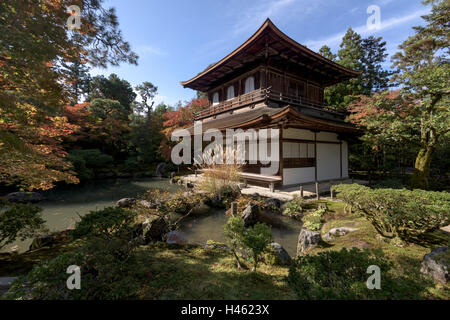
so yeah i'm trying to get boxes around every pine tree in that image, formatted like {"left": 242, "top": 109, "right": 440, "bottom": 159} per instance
{"left": 319, "top": 45, "right": 336, "bottom": 61}
{"left": 323, "top": 28, "right": 364, "bottom": 111}
{"left": 392, "top": 0, "right": 450, "bottom": 189}
{"left": 361, "top": 36, "right": 391, "bottom": 94}
{"left": 61, "top": 60, "right": 92, "bottom": 105}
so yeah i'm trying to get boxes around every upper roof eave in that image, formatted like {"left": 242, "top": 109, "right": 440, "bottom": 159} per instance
{"left": 181, "top": 18, "right": 360, "bottom": 90}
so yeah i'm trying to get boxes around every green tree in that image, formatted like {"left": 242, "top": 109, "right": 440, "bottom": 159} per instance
{"left": 88, "top": 74, "right": 137, "bottom": 111}
{"left": 224, "top": 216, "right": 273, "bottom": 272}
{"left": 319, "top": 45, "right": 337, "bottom": 61}
{"left": 391, "top": 0, "right": 450, "bottom": 189}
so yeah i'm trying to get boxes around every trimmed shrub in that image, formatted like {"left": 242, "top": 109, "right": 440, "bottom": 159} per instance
{"left": 72, "top": 207, "right": 136, "bottom": 239}
{"left": 332, "top": 184, "right": 450, "bottom": 243}
{"left": 288, "top": 248, "right": 429, "bottom": 300}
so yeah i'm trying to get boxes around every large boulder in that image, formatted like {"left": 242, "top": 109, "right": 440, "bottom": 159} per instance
{"left": 165, "top": 231, "right": 187, "bottom": 245}
{"left": 266, "top": 242, "right": 292, "bottom": 266}
{"left": 6, "top": 191, "right": 44, "bottom": 203}
{"left": 297, "top": 228, "right": 322, "bottom": 255}
{"left": 116, "top": 198, "right": 136, "bottom": 208}
{"left": 241, "top": 202, "right": 259, "bottom": 227}
{"left": 420, "top": 246, "right": 449, "bottom": 284}
{"left": 142, "top": 216, "right": 169, "bottom": 242}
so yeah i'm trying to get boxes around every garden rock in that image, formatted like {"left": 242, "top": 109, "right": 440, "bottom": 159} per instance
{"left": 142, "top": 216, "right": 169, "bottom": 242}
{"left": 297, "top": 228, "right": 322, "bottom": 255}
{"left": 116, "top": 198, "right": 136, "bottom": 208}
{"left": 6, "top": 191, "right": 44, "bottom": 203}
{"left": 267, "top": 242, "right": 292, "bottom": 266}
{"left": 323, "top": 227, "right": 358, "bottom": 241}
{"left": 186, "top": 182, "right": 194, "bottom": 189}
{"left": 165, "top": 231, "right": 187, "bottom": 245}
{"left": 28, "top": 229, "right": 73, "bottom": 251}
{"left": 155, "top": 162, "right": 166, "bottom": 177}
{"left": 0, "top": 277, "right": 18, "bottom": 295}
{"left": 420, "top": 246, "right": 449, "bottom": 284}
{"left": 137, "top": 200, "right": 158, "bottom": 209}
{"left": 205, "top": 240, "right": 229, "bottom": 251}
{"left": 265, "top": 198, "right": 282, "bottom": 210}
{"left": 241, "top": 202, "right": 259, "bottom": 227}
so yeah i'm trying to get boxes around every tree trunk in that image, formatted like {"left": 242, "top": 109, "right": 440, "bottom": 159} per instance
{"left": 410, "top": 146, "right": 434, "bottom": 190}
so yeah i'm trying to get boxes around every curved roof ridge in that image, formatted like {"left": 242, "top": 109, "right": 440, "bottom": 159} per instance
{"left": 181, "top": 18, "right": 359, "bottom": 88}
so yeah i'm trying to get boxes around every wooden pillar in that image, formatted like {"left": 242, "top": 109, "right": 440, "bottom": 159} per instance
{"left": 279, "top": 125, "right": 283, "bottom": 180}
{"left": 339, "top": 141, "right": 343, "bottom": 179}
{"left": 299, "top": 185, "right": 303, "bottom": 198}
{"left": 314, "top": 131, "right": 317, "bottom": 182}
{"left": 330, "top": 180, "right": 334, "bottom": 199}
{"left": 315, "top": 181, "right": 320, "bottom": 200}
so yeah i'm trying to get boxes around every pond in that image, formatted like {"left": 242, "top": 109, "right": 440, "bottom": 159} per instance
{"left": 4, "top": 178, "right": 302, "bottom": 256}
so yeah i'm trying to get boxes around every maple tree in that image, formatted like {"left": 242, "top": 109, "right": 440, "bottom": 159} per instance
{"left": 0, "top": 0, "right": 138, "bottom": 189}
{"left": 160, "top": 98, "right": 208, "bottom": 160}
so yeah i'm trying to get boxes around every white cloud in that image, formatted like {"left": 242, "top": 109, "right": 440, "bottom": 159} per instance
{"left": 304, "top": 8, "right": 429, "bottom": 51}
{"left": 232, "top": 0, "right": 297, "bottom": 35}
{"left": 136, "top": 45, "right": 167, "bottom": 57}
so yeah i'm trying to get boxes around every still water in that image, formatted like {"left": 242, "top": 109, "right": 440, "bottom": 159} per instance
{"left": 5, "top": 178, "right": 302, "bottom": 256}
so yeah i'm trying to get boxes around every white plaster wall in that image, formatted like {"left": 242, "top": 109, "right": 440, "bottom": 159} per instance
{"left": 283, "top": 167, "right": 315, "bottom": 185}
{"left": 317, "top": 143, "right": 341, "bottom": 181}
{"left": 316, "top": 131, "right": 339, "bottom": 142}
{"left": 282, "top": 128, "right": 315, "bottom": 140}
{"left": 341, "top": 141, "right": 349, "bottom": 178}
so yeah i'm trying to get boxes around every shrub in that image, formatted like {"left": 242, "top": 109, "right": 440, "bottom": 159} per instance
{"left": 72, "top": 207, "right": 136, "bottom": 239}
{"left": 0, "top": 203, "right": 47, "bottom": 250}
{"left": 332, "top": 184, "right": 450, "bottom": 243}
{"left": 4, "top": 237, "right": 140, "bottom": 300}
{"left": 224, "top": 216, "right": 272, "bottom": 271}
{"left": 282, "top": 196, "right": 304, "bottom": 218}
{"left": 68, "top": 149, "right": 113, "bottom": 168}
{"left": 288, "top": 248, "right": 428, "bottom": 299}
{"left": 302, "top": 208, "right": 326, "bottom": 231}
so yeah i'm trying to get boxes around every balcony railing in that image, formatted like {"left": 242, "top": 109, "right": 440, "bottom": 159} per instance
{"left": 194, "top": 87, "right": 324, "bottom": 120}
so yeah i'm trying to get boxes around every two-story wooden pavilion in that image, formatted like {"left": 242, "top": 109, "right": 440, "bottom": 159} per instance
{"left": 181, "top": 19, "right": 359, "bottom": 189}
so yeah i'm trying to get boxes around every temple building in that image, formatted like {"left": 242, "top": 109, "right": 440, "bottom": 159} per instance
{"left": 181, "top": 19, "right": 359, "bottom": 190}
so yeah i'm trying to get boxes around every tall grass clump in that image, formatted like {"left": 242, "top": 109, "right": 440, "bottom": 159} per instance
{"left": 197, "top": 144, "right": 243, "bottom": 197}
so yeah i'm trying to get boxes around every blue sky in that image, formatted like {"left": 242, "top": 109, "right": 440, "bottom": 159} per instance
{"left": 91, "top": 0, "right": 431, "bottom": 106}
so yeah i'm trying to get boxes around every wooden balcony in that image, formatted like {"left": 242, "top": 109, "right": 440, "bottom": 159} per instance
{"left": 194, "top": 88, "right": 324, "bottom": 120}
